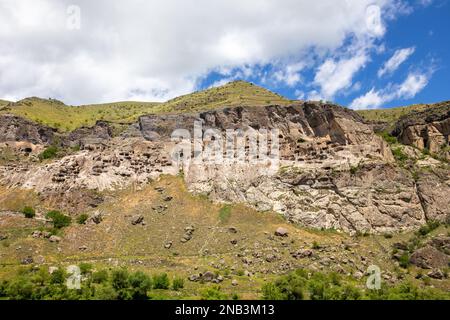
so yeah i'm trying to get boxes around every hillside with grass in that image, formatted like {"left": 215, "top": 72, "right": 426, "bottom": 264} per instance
{"left": 0, "top": 81, "right": 291, "bottom": 132}
{"left": 356, "top": 100, "right": 450, "bottom": 129}
{"left": 0, "top": 99, "right": 10, "bottom": 107}
{"left": 0, "top": 175, "right": 449, "bottom": 300}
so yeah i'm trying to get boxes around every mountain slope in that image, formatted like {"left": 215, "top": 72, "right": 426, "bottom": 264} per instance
{"left": 357, "top": 100, "right": 450, "bottom": 130}
{"left": 0, "top": 81, "right": 291, "bottom": 132}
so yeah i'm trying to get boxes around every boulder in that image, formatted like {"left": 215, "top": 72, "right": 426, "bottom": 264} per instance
{"left": 410, "top": 245, "right": 449, "bottom": 269}
{"left": 90, "top": 211, "right": 103, "bottom": 224}
{"left": 131, "top": 214, "right": 144, "bottom": 225}
{"left": 427, "top": 269, "right": 445, "bottom": 280}
{"left": 49, "top": 235, "right": 61, "bottom": 243}
{"left": 21, "top": 256, "right": 34, "bottom": 265}
{"left": 275, "top": 227, "right": 288, "bottom": 237}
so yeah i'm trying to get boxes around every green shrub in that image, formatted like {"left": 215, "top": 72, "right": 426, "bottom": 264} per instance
{"left": 350, "top": 166, "right": 358, "bottom": 175}
{"left": 128, "top": 271, "right": 152, "bottom": 300}
{"left": 50, "top": 268, "right": 66, "bottom": 285}
{"left": 92, "top": 270, "right": 109, "bottom": 284}
{"left": 378, "top": 132, "right": 398, "bottom": 145}
{"left": 172, "top": 277, "right": 184, "bottom": 291}
{"left": 22, "top": 206, "right": 36, "bottom": 219}
{"left": 200, "top": 286, "right": 228, "bottom": 300}
{"left": 76, "top": 214, "right": 89, "bottom": 225}
{"left": 219, "top": 205, "right": 232, "bottom": 223}
{"left": 46, "top": 210, "right": 71, "bottom": 229}
{"left": 398, "top": 252, "right": 410, "bottom": 268}
{"left": 152, "top": 273, "right": 170, "bottom": 290}
{"left": 417, "top": 220, "right": 440, "bottom": 236}
{"left": 79, "top": 263, "right": 93, "bottom": 275}
{"left": 111, "top": 269, "right": 129, "bottom": 290}
{"left": 312, "top": 241, "right": 321, "bottom": 250}
{"left": 392, "top": 147, "right": 408, "bottom": 164}
{"left": 39, "top": 146, "right": 59, "bottom": 160}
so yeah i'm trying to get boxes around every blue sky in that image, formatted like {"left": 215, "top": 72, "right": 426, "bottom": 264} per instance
{"left": 0, "top": 0, "right": 448, "bottom": 109}
{"left": 198, "top": 0, "right": 450, "bottom": 109}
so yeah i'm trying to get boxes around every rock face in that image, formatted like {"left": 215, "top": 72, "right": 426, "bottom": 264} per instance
{"left": 410, "top": 245, "right": 449, "bottom": 269}
{"left": 392, "top": 102, "right": 450, "bottom": 158}
{"left": 0, "top": 101, "right": 449, "bottom": 234}
{"left": 0, "top": 114, "right": 55, "bottom": 145}
{"left": 65, "top": 121, "right": 113, "bottom": 148}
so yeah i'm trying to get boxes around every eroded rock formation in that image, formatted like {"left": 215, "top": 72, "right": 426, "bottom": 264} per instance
{"left": 1, "top": 102, "right": 449, "bottom": 234}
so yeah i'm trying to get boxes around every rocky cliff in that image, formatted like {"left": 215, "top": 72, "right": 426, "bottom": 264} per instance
{"left": 392, "top": 102, "right": 450, "bottom": 159}
{"left": 0, "top": 101, "right": 449, "bottom": 234}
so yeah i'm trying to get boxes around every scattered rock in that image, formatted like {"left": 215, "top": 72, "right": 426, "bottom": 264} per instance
{"left": 291, "top": 249, "right": 313, "bottom": 259}
{"left": 430, "top": 236, "right": 450, "bottom": 254}
{"left": 188, "top": 274, "right": 199, "bottom": 282}
{"left": 181, "top": 225, "right": 195, "bottom": 243}
{"left": 228, "top": 227, "right": 238, "bottom": 234}
{"left": 163, "top": 195, "right": 173, "bottom": 202}
{"left": 153, "top": 205, "right": 168, "bottom": 213}
{"left": 275, "top": 227, "right": 288, "bottom": 237}
{"left": 49, "top": 235, "right": 61, "bottom": 243}
{"left": 90, "top": 211, "right": 103, "bottom": 224}
{"left": 79, "top": 245, "right": 88, "bottom": 251}
{"left": 265, "top": 254, "right": 277, "bottom": 263}
{"left": 393, "top": 242, "right": 408, "bottom": 251}
{"left": 231, "top": 279, "right": 238, "bottom": 286}
{"left": 21, "top": 256, "right": 33, "bottom": 265}
{"left": 427, "top": 269, "right": 445, "bottom": 280}
{"left": 32, "top": 230, "right": 42, "bottom": 238}
{"left": 42, "top": 231, "right": 51, "bottom": 238}
{"left": 0, "top": 234, "right": 7, "bottom": 241}
{"left": 164, "top": 241, "right": 173, "bottom": 249}
{"left": 49, "top": 266, "right": 58, "bottom": 274}
{"left": 230, "top": 239, "right": 238, "bottom": 245}
{"left": 131, "top": 214, "right": 144, "bottom": 225}
{"left": 410, "top": 245, "right": 448, "bottom": 269}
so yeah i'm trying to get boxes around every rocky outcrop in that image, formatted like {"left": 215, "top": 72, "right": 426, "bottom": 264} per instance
{"left": 64, "top": 120, "right": 113, "bottom": 148}
{"left": 410, "top": 245, "right": 449, "bottom": 269}
{"left": 0, "top": 102, "right": 448, "bottom": 234}
{"left": 392, "top": 102, "right": 450, "bottom": 157}
{"left": 0, "top": 114, "right": 55, "bottom": 145}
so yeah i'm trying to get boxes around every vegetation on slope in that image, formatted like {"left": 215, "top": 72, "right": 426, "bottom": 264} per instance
{"left": 262, "top": 269, "right": 450, "bottom": 300}
{"left": 357, "top": 101, "right": 449, "bottom": 128}
{"left": 0, "top": 81, "right": 291, "bottom": 132}
{"left": 1, "top": 265, "right": 448, "bottom": 300}
{"left": 0, "top": 97, "right": 160, "bottom": 132}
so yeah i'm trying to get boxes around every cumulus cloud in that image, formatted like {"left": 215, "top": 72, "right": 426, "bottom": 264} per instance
{"left": 350, "top": 71, "right": 431, "bottom": 109}
{"left": 378, "top": 47, "right": 415, "bottom": 77}
{"left": 0, "top": 0, "right": 399, "bottom": 104}
{"left": 312, "top": 52, "right": 369, "bottom": 100}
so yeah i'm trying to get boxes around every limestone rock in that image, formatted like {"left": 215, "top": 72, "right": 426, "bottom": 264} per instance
{"left": 410, "top": 245, "right": 449, "bottom": 269}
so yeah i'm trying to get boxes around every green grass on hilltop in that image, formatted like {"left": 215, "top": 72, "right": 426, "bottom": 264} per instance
{"left": 0, "top": 81, "right": 292, "bottom": 132}
{"left": 158, "top": 80, "right": 291, "bottom": 113}
{"left": 357, "top": 101, "right": 449, "bottom": 127}
{"left": 0, "top": 98, "right": 160, "bottom": 132}
{"left": 0, "top": 99, "right": 11, "bottom": 107}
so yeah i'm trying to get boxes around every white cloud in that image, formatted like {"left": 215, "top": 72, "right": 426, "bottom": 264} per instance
{"left": 350, "top": 71, "right": 431, "bottom": 109}
{"left": 397, "top": 72, "right": 429, "bottom": 98}
{"left": 0, "top": 0, "right": 401, "bottom": 104}
{"left": 272, "top": 62, "right": 305, "bottom": 87}
{"left": 313, "top": 52, "right": 368, "bottom": 100}
{"left": 349, "top": 89, "right": 385, "bottom": 109}
{"left": 418, "top": 0, "right": 433, "bottom": 7}
{"left": 378, "top": 47, "right": 415, "bottom": 77}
